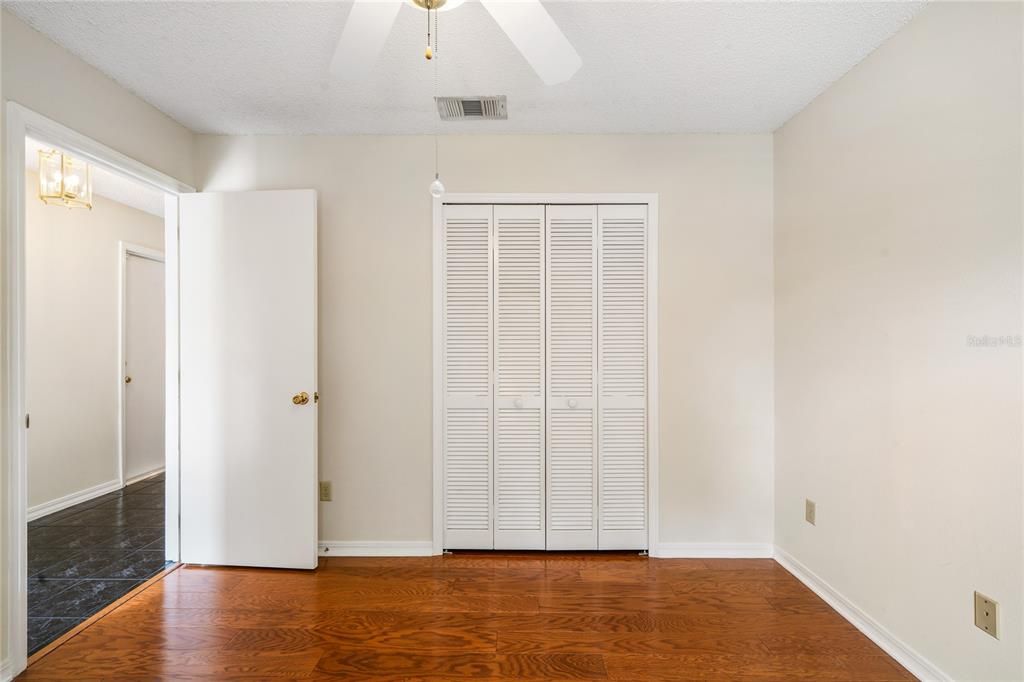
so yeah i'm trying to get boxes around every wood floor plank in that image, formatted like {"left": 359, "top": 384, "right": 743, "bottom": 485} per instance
{"left": 222, "top": 620, "right": 498, "bottom": 654}
{"left": 603, "top": 653, "right": 915, "bottom": 681}
{"left": 497, "top": 631, "right": 773, "bottom": 656}
{"left": 314, "top": 649, "right": 608, "bottom": 680}
{"left": 20, "top": 648, "right": 321, "bottom": 679}
{"left": 538, "top": 591, "right": 778, "bottom": 613}
{"left": 17, "top": 554, "right": 917, "bottom": 681}
{"left": 765, "top": 594, "right": 836, "bottom": 615}
{"left": 53, "top": 621, "right": 239, "bottom": 651}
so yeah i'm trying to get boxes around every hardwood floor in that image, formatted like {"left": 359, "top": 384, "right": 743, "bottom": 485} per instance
{"left": 18, "top": 553, "right": 916, "bottom": 681}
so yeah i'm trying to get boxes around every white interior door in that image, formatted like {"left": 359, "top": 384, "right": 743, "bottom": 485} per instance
{"left": 442, "top": 204, "right": 494, "bottom": 550}
{"left": 124, "top": 252, "right": 165, "bottom": 482}
{"left": 598, "top": 205, "right": 649, "bottom": 550}
{"left": 179, "top": 189, "right": 318, "bottom": 569}
{"left": 493, "top": 205, "right": 545, "bottom": 550}
{"left": 545, "top": 205, "right": 598, "bottom": 550}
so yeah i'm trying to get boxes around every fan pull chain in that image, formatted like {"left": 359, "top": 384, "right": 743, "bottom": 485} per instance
{"left": 428, "top": 0, "right": 445, "bottom": 198}
{"left": 433, "top": 4, "right": 439, "bottom": 176}
{"left": 425, "top": 3, "right": 433, "bottom": 60}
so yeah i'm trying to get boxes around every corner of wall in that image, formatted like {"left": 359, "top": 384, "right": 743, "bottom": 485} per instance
{"left": 2, "top": 9, "right": 196, "bottom": 187}
{"left": 0, "top": 7, "right": 9, "bottom": 675}
{"left": 774, "top": 547, "right": 952, "bottom": 681}
{"left": 768, "top": 130, "right": 777, "bottom": 552}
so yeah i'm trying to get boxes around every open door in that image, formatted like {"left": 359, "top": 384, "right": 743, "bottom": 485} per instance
{"left": 179, "top": 190, "right": 318, "bottom": 569}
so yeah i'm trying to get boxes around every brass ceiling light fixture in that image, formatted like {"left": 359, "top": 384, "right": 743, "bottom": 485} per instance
{"left": 37, "top": 149, "right": 93, "bottom": 210}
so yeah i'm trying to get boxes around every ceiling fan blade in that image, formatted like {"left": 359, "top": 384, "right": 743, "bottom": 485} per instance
{"left": 330, "top": 0, "right": 403, "bottom": 79}
{"left": 479, "top": 0, "right": 582, "bottom": 85}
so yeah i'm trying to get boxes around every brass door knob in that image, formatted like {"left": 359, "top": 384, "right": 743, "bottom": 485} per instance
{"left": 292, "top": 391, "right": 310, "bottom": 405}
{"left": 125, "top": 376, "right": 132, "bottom": 384}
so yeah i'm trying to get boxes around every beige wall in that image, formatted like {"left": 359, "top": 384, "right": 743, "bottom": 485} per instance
{"left": 774, "top": 3, "right": 1022, "bottom": 680}
{"left": 195, "top": 133, "right": 776, "bottom": 548}
{"left": 1, "top": 11, "right": 193, "bottom": 184}
{"left": 25, "top": 170, "right": 163, "bottom": 509}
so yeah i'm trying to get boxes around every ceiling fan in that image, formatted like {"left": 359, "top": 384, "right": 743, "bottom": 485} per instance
{"left": 330, "top": 0, "right": 583, "bottom": 86}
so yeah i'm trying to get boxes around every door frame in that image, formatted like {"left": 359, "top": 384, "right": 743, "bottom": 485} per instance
{"left": 118, "top": 242, "right": 167, "bottom": 487}
{"left": 431, "top": 193, "right": 660, "bottom": 556}
{"left": 2, "top": 102, "right": 194, "bottom": 678}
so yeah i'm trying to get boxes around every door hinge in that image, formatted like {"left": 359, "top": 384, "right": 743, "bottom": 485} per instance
{"left": 25, "top": 413, "right": 30, "bottom": 429}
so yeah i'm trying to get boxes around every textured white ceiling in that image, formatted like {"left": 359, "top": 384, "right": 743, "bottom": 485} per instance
{"left": 26, "top": 138, "right": 166, "bottom": 217}
{"left": 8, "top": 1, "right": 925, "bottom": 135}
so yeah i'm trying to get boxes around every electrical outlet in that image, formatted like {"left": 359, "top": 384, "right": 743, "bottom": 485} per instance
{"left": 805, "top": 499, "right": 816, "bottom": 525}
{"left": 974, "top": 592, "right": 998, "bottom": 639}
{"left": 319, "top": 481, "right": 332, "bottom": 502}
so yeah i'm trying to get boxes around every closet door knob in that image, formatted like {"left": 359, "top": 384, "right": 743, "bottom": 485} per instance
{"left": 514, "top": 398, "right": 524, "bottom": 408}
{"left": 292, "top": 391, "right": 310, "bottom": 406}
{"left": 567, "top": 398, "right": 578, "bottom": 409}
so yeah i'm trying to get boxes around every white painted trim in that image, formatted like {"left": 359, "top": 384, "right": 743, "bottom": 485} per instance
{"left": 651, "top": 543, "right": 774, "bottom": 558}
{"left": 26, "top": 478, "right": 122, "bottom": 523}
{"left": 124, "top": 467, "right": 165, "bottom": 487}
{"left": 163, "top": 194, "right": 181, "bottom": 564}
{"left": 646, "top": 197, "right": 659, "bottom": 554}
{"left": 442, "top": 192, "right": 660, "bottom": 206}
{"left": 14, "top": 105, "right": 193, "bottom": 196}
{"left": 774, "top": 547, "right": 951, "bottom": 682}
{"left": 1, "top": 657, "right": 14, "bottom": 682}
{"left": 319, "top": 541, "right": 435, "bottom": 557}
{"left": 117, "top": 242, "right": 165, "bottom": 488}
{"left": 3, "top": 102, "right": 31, "bottom": 680}
{"left": 431, "top": 196, "right": 445, "bottom": 556}
{"left": 431, "top": 192, "right": 660, "bottom": 554}
{"left": 2, "top": 102, "right": 194, "bottom": 679}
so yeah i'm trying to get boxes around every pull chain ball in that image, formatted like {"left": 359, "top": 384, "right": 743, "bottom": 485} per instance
{"left": 425, "top": 44, "right": 433, "bottom": 60}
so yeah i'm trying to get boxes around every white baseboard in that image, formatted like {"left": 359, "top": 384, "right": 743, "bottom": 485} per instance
{"left": 320, "top": 541, "right": 771, "bottom": 559}
{"left": 1, "top": 656, "right": 15, "bottom": 682}
{"left": 124, "top": 467, "right": 165, "bottom": 486}
{"left": 652, "top": 542, "right": 774, "bottom": 558}
{"left": 319, "top": 541, "right": 435, "bottom": 557}
{"left": 774, "top": 547, "right": 950, "bottom": 682}
{"left": 27, "top": 478, "right": 122, "bottom": 522}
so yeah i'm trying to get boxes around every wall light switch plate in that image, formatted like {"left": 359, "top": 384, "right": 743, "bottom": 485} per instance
{"left": 319, "top": 481, "right": 332, "bottom": 502}
{"left": 974, "top": 592, "right": 998, "bottom": 639}
{"left": 805, "top": 499, "right": 816, "bottom": 525}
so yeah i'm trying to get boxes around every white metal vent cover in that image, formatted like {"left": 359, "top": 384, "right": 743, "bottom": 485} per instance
{"left": 436, "top": 96, "right": 508, "bottom": 121}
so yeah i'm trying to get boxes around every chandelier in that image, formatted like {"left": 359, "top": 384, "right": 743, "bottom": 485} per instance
{"left": 38, "top": 149, "right": 93, "bottom": 210}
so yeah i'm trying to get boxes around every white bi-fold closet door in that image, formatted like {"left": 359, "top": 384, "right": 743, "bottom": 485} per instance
{"left": 442, "top": 203, "right": 649, "bottom": 551}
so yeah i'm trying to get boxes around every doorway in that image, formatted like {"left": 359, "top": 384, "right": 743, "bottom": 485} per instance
{"left": 3, "top": 103, "right": 193, "bottom": 675}
{"left": 121, "top": 246, "right": 166, "bottom": 485}
{"left": 23, "top": 138, "right": 171, "bottom": 655}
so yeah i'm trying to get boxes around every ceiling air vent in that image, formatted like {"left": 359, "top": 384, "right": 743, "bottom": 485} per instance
{"left": 436, "top": 96, "right": 508, "bottom": 121}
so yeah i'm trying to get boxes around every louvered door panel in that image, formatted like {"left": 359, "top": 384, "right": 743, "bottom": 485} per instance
{"left": 546, "top": 205, "right": 598, "bottom": 550}
{"left": 598, "top": 204, "right": 648, "bottom": 550}
{"left": 494, "top": 205, "right": 545, "bottom": 549}
{"left": 442, "top": 204, "right": 493, "bottom": 549}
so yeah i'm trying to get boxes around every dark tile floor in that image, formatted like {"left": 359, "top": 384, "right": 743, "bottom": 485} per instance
{"left": 27, "top": 472, "right": 171, "bottom": 654}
